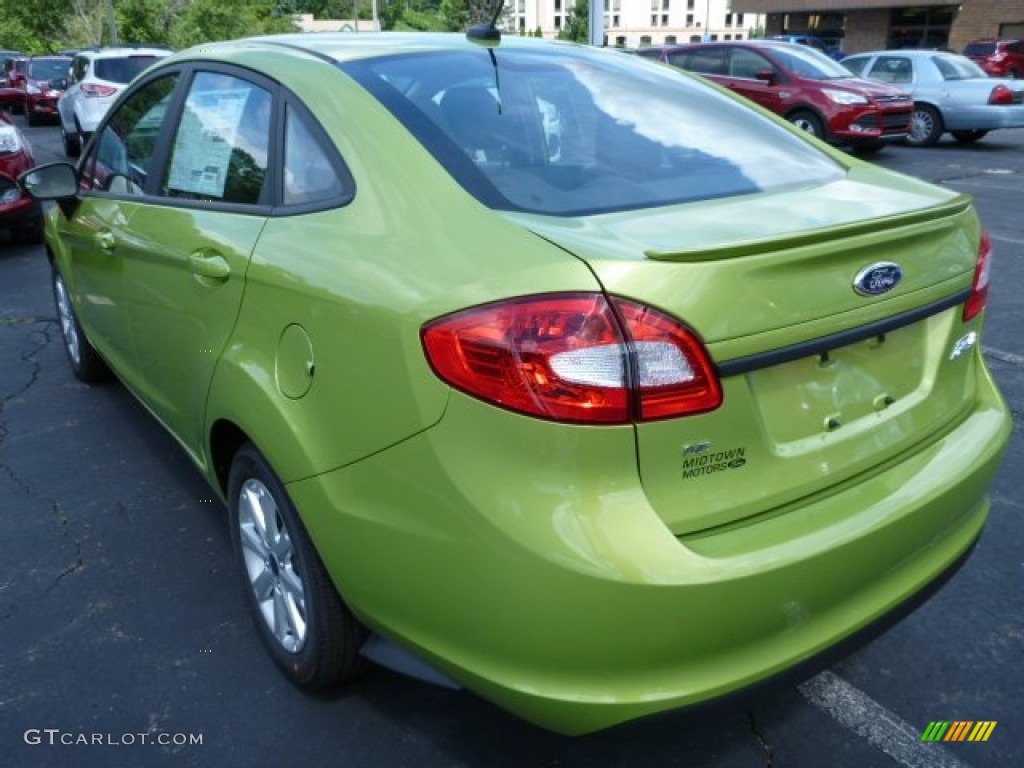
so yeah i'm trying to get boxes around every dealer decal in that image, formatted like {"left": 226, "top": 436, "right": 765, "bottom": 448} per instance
{"left": 681, "top": 447, "right": 747, "bottom": 479}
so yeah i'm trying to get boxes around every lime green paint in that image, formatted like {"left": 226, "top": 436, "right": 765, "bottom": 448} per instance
{"left": 44, "top": 33, "right": 1012, "bottom": 734}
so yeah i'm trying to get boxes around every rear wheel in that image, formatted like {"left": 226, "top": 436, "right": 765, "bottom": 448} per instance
{"left": 61, "top": 123, "right": 81, "bottom": 157}
{"left": 229, "top": 443, "right": 365, "bottom": 689}
{"left": 788, "top": 110, "right": 825, "bottom": 140}
{"left": 908, "top": 104, "right": 943, "bottom": 146}
{"left": 10, "top": 218, "right": 43, "bottom": 246}
{"left": 52, "top": 266, "right": 109, "bottom": 382}
{"left": 951, "top": 130, "right": 988, "bottom": 145}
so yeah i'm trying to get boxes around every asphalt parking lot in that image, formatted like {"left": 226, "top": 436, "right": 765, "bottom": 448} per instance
{"left": 1, "top": 116, "right": 1022, "bottom": 768}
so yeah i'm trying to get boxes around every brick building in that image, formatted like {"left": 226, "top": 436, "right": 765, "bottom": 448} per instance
{"left": 726, "top": 1, "right": 1024, "bottom": 55}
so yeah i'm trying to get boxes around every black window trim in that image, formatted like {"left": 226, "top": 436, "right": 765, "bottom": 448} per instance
{"left": 79, "top": 60, "right": 355, "bottom": 217}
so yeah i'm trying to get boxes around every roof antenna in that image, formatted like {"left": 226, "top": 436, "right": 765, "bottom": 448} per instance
{"left": 467, "top": 0, "right": 504, "bottom": 45}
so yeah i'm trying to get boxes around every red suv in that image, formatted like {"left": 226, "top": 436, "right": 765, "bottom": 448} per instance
{"left": 639, "top": 41, "right": 912, "bottom": 152}
{"left": 0, "top": 110, "right": 42, "bottom": 244}
{"left": 963, "top": 39, "right": 1024, "bottom": 79}
{"left": 17, "top": 56, "right": 71, "bottom": 125}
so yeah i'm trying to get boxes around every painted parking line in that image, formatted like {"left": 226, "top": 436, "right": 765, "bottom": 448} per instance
{"left": 799, "top": 671, "right": 972, "bottom": 768}
{"left": 984, "top": 346, "right": 1024, "bottom": 367}
{"left": 990, "top": 233, "right": 1024, "bottom": 246}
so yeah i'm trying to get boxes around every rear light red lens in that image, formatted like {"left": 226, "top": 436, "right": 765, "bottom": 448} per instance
{"left": 963, "top": 231, "right": 991, "bottom": 322}
{"left": 988, "top": 85, "right": 1014, "bottom": 105}
{"left": 422, "top": 294, "right": 722, "bottom": 424}
{"left": 81, "top": 83, "right": 118, "bottom": 98}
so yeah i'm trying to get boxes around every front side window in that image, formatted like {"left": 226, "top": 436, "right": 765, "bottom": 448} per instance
{"left": 162, "top": 72, "right": 271, "bottom": 205}
{"left": 344, "top": 47, "right": 842, "bottom": 216}
{"left": 81, "top": 74, "right": 178, "bottom": 194}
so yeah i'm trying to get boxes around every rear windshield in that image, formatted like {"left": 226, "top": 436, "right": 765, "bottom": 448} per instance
{"left": 28, "top": 58, "right": 69, "bottom": 81}
{"left": 95, "top": 56, "right": 162, "bottom": 84}
{"left": 963, "top": 43, "right": 996, "bottom": 56}
{"left": 342, "top": 46, "right": 843, "bottom": 216}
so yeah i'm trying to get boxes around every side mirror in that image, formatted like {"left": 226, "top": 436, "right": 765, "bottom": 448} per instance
{"left": 755, "top": 69, "right": 777, "bottom": 85}
{"left": 19, "top": 162, "right": 79, "bottom": 201}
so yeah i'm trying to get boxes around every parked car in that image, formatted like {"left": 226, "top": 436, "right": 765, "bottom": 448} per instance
{"left": 3, "top": 55, "right": 28, "bottom": 110}
{"left": 0, "top": 50, "right": 23, "bottom": 87}
{"left": 766, "top": 34, "right": 844, "bottom": 60}
{"left": 20, "top": 31, "right": 1009, "bottom": 735}
{"left": 963, "top": 38, "right": 1024, "bottom": 79}
{"left": 638, "top": 40, "right": 911, "bottom": 151}
{"left": 17, "top": 55, "right": 71, "bottom": 125}
{"left": 0, "top": 110, "right": 42, "bottom": 243}
{"left": 843, "top": 50, "right": 1024, "bottom": 146}
{"left": 57, "top": 46, "right": 171, "bottom": 157}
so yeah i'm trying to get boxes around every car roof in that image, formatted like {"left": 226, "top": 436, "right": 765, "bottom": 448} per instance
{"left": 163, "top": 31, "right": 576, "bottom": 67}
{"left": 77, "top": 46, "right": 173, "bottom": 59}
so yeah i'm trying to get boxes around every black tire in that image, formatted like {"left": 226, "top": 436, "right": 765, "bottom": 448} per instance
{"left": 51, "top": 265, "right": 110, "bottom": 382}
{"left": 850, "top": 141, "right": 884, "bottom": 156}
{"left": 951, "top": 130, "right": 988, "bottom": 145}
{"left": 228, "top": 443, "right": 365, "bottom": 690}
{"left": 61, "top": 123, "right": 81, "bottom": 158}
{"left": 908, "top": 104, "right": 943, "bottom": 147}
{"left": 788, "top": 109, "right": 826, "bottom": 140}
{"left": 10, "top": 217, "right": 43, "bottom": 245}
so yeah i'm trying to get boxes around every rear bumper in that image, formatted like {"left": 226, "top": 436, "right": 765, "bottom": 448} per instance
{"left": 288, "top": 354, "right": 1010, "bottom": 734}
{"left": 942, "top": 104, "right": 1024, "bottom": 132}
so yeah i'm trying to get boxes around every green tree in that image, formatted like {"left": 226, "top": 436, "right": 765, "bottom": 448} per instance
{"left": 558, "top": 0, "right": 588, "bottom": 43}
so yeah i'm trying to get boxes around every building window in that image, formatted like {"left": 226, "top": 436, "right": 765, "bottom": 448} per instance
{"left": 662, "top": 0, "right": 670, "bottom": 9}
{"left": 555, "top": 0, "right": 561, "bottom": 10}
{"left": 665, "top": 35, "right": 677, "bottom": 44}
{"left": 554, "top": 16, "right": 561, "bottom": 28}
{"left": 661, "top": 14, "right": 668, "bottom": 25}
{"left": 640, "top": 35, "right": 652, "bottom": 45}
{"left": 724, "top": 34, "right": 731, "bottom": 40}
{"left": 725, "top": 13, "right": 732, "bottom": 26}
{"left": 613, "top": 14, "right": 620, "bottom": 26}
{"left": 686, "top": 0, "right": 694, "bottom": 8}
{"left": 737, "top": 13, "right": 744, "bottom": 25}
{"left": 735, "top": 33, "right": 743, "bottom": 40}
{"left": 651, "top": 14, "right": 658, "bottom": 26}
{"left": 686, "top": 13, "right": 693, "bottom": 25}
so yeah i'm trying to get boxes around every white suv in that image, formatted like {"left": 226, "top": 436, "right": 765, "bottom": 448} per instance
{"left": 57, "top": 46, "right": 171, "bottom": 157}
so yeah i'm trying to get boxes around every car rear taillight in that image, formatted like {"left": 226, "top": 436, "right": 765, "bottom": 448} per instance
{"left": 81, "top": 83, "right": 118, "bottom": 98}
{"left": 963, "top": 231, "right": 992, "bottom": 322}
{"left": 988, "top": 85, "right": 1014, "bottom": 105}
{"left": 422, "top": 294, "right": 722, "bottom": 424}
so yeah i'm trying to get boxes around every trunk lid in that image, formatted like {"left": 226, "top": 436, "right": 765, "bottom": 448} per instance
{"left": 505, "top": 167, "right": 984, "bottom": 535}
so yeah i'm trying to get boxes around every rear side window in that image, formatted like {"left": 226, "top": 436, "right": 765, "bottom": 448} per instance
{"left": 868, "top": 56, "right": 913, "bottom": 84}
{"left": 344, "top": 47, "right": 843, "bottom": 217}
{"left": 729, "top": 48, "right": 772, "bottom": 79}
{"left": 671, "top": 48, "right": 725, "bottom": 74}
{"left": 283, "top": 104, "right": 345, "bottom": 206}
{"left": 95, "top": 56, "right": 162, "bottom": 84}
{"left": 163, "top": 72, "right": 271, "bottom": 206}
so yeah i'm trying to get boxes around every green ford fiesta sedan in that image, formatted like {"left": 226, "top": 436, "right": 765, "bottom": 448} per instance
{"left": 21, "top": 31, "right": 1010, "bottom": 734}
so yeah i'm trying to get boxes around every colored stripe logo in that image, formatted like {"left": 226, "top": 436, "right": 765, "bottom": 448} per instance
{"left": 921, "top": 721, "right": 997, "bottom": 742}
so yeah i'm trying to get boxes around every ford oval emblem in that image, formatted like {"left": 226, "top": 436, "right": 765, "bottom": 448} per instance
{"left": 853, "top": 262, "right": 902, "bottom": 296}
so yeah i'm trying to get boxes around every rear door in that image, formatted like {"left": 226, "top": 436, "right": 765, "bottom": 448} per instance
{"left": 118, "top": 69, "right": 273, "bottom": 458}
{"left": 719, "top": 47, "right": 787, "bottom": 114}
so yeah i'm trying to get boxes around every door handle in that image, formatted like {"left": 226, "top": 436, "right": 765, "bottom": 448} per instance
{"left": 94, "top": 231, "right": 115, "bottom": 251}
{"left": 188, "top": 251, "right": 231, "bottom": 283}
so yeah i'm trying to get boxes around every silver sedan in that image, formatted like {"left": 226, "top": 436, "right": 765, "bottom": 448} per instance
{"left": 843, "top": 50, "right": 1024, "bottom": 146}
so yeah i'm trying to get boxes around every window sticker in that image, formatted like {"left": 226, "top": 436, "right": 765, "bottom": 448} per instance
{"left": 167, "top": 86, "right": 251, "bottom": 198}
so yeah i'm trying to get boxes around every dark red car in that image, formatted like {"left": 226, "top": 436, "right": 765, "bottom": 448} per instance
{"left": 0, "top": 110, "right": 42, "bottom": 243}
{"left": 963, "top": 39, "right": 1024, "bottom": 79}
{"left": 638, "top": 40, "right": 913, "bottom": 152}
{"left": 17, "top": 55, "right": 71, "bottom": 125}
